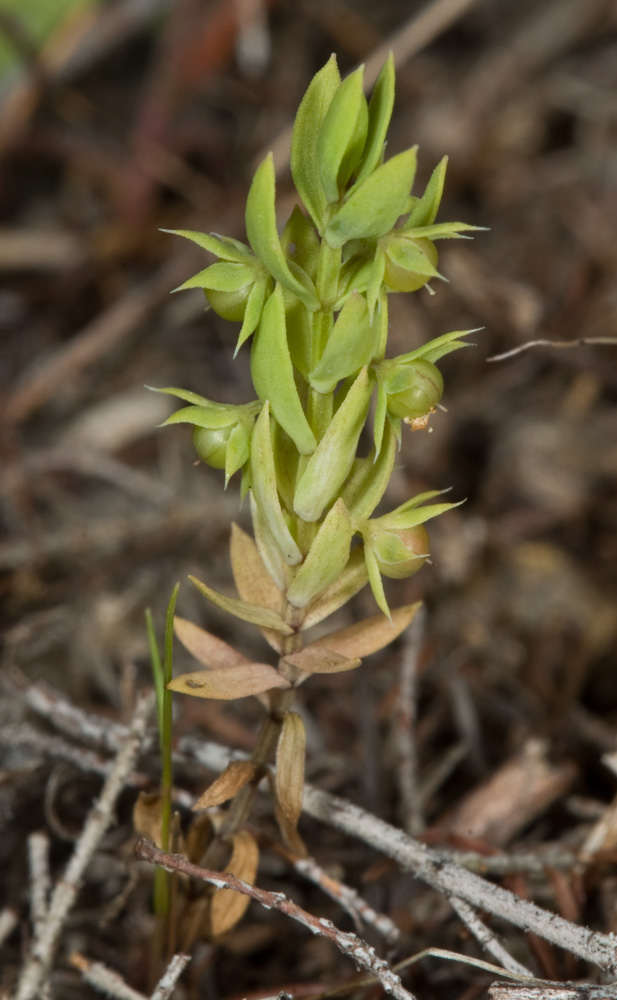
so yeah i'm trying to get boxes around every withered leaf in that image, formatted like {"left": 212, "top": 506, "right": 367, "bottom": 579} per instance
{"left": 174, "top": 616, "right": 249, "bottom": 670}
{"left": 312, "top": 601, "right": 421, "bottom": 658}
{"left": 168, "top": 663, "right": 290, "bottom": 700}
{"left": 230, "top": 522, "right": 284, "bottom": 612}
{"left": 190, "top": 575, "right": 293, "bottom": 634}
{"left": 210, "top": 829, "right": 259, "bottom": 937}
{"left": 283, "top": 645, "right": 361, "bottom": 676}
{"left": 275, "top": 712, "right": 306, "bottom": 827}
{"left": 133, "top": 791, "right": 163, "bottom": 847}
{"left": 302, "top": 547, "right": 368, "bottom": 629}
{"left": 192, "top": 760, "right": 256, "bottom": 811}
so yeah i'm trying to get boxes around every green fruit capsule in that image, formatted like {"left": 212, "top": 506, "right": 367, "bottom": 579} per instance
{"left": 370, "top": 524, "right": 429, "bottom": 579}
{"left": 384, "top": 358, "right": 443, "bottom": 420}
{"left": 205, "top": 285, "right": 250, "bottom": 322}
{"left": 192, "top": 424, "right": 232, "bottom": 469}
{"left": 383, "top": 237, "right": 439, "bottom": 293}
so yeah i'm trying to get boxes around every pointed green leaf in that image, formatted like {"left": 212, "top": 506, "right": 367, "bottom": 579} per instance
{"left": 235, "top": 277, "right": 270, "bottom": 355}
{"left": 404, "top": 156, "right": 447, "bottom": 229}
{"left": 364, "top": 543, "right": 391, "bottom": 619}
{"left": 246, "top": 154, "right": 319, "bottom": 310}
{"left": 378, "top": 499, "right": 463, "bottom": 531}
{"left": 309, "top": 292, "right": 378, "bottom": 394}
{"left": 162, "top": 404, "right": 240, "bottom": 429}
{"left": 318, "top": 65, "right": 368, "bottom": 203}
{"left": 147, "top": 385, "right": 210, "bottom": 406}
{"left": 251, "top": 285, "right": 316, "bottom": 455}
{"left": 168, "top": 662, "right": 290, "bottom": 700}
{"left": 341, "top": 420, "right": 396, "bottom": 521}
{"left": 174, "top": 261, "right": 254, "bottom": 293}
{"left": 397, "top": 328, "right": 479, "bottom": 365}
{"left": 366, "top": 246, "right": 386, "bottom": 320}
{"left": 189, "top": 574, "right": 293, "bottom": 633}
{"left": 224, "top": 422, "right": 252, "bottom": 484}
{"left": 286, "top": 499, "right": 352, "bottom": 608}
{"left": 302, "top": 547, "right": 369, "bottom": 629}
{"left": 386, "top": 239, "right": 442, "bottom": 280}
{"left": 250, "top": 403, "right": 303, "bottom": 566}
{"left": 294, "top": 367, "right": 373, "bottom": 522}
{"left": 404, "top": 222, "right": 483, "bottom": 240}
{"left": 281, "top": 206, "right": 321, "bottom": 281}
{"left": 372, "top": 376, "right": 389, "bottom": 457}
{"left": 291, "top": 55, "right": 341, "bottom": 231}
{"left": 353, "top": 53, "right": 395, "bottom": 187}
{"left": 325, "top": 148, "right": 417, "bottom": 249}
{"left": 161, "top": 229, "right": 252, "bottom": 263}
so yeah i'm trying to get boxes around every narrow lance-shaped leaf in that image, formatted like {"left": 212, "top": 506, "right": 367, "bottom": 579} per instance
{"left": 192, "top": 761, "right": 256, "bottom": 811}
{"left": 294, "top": 367, "right": 373, "bottom": 522}
{"left": 250, "top": 403, "right": 303, "bottom": 567}
{"left": 286, "top": 498, "right": 352, "bottom": 608}
{"left": 325, "top": 148, "right": 417, "bottom": 249}
{"left": 353, "top": 53, "right": 395, "bottom": 187}
{"left": 283, "top": 645, "right": 361, "bottom": 676}
{"left": 211, "top": 830, "right": 259, "bottom": 937}
{"left": 174, "top": 616, "right": 250, "bottom": 670}
{"left": 246, "top": 154, "right": 319, "bottom": 310}
{"left": 403, "top": 155, "right": 447, "bottom": 229}
{"left": 317, "top": 65, "right": 368, "bottom": 203}
{"left": 340, "top": 419, "right": 397, "bottom": 521}
{"left": 234, "top": 277, "right": 270, "bottom": 356}
{"left": 290, "top": 55, "right": 341, "bottom": 232}
{"left": 161, "top": 228, "right": 252, "bottom": 263}
{"left": 173, "top": 261, "right": 254, "bottom": 293}
{"left": 251, "top": 285, "right": 316, "bottom": 455}
{"left": 311, "top": 601, "right": 422, "bottom": 658}
{"left": 189, "top": 574, "right": 294, "bottom": 633}
{"left": 230, "top": 522, "right": 284, "bottom": 613}
{"left": 302, "top": 547, "right": 369, "bottom": 629}
{"left": 168, "top": 662, "right": 290, "bottom": 700}
{"left": 309, "top": 292, "right": 379, "bottom": 394}
{"left": 276, "top": 712, "right": 306, "bottom": 827}
{"left": 364, "top": 542, "right": 391, "bottom": 620}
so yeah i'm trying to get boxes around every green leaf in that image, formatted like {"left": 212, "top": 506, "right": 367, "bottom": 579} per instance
{"left": 372, "top": 376, "right": 390, "bottom": 457}
{"left": 286, "top": 499, "right": 352, "bottom": 608}
{"left": 396, "top": 328, "right": 479, "bottom": 365}
{"left": 403, "top": 221, "right": 483, "bottom": 240}
{"left": 341, "top": 420, "right": 396, "bottom": 521}
{"left": 353, "top": 53, "right": 395, "bottom": 187}
{"left": 325, "top": 148, "right": 417, "bottom": 249}
{"left": 251, "top": 285, "right": 316, "bottom": 455}
{"left": 189, "top": 574, "right": 294, "bottom": 633}
{"left": 317, "top": 65, "right": 368, "bottom": 203}
{"left": 364, "top": 542, "right": 391, "bottom": 619}
{"left": 386, "top": 238, "right": 442, "bottom": 279}
{"left": 377, "top": 499, "right": 463, "bottom": 531}
{"left": 366, "top": 246, "right": 386, "bottom": 320}
{"left": 246, "top": 154, "right": 319, "bottom": 310}
{"left": 147, "top": 386, "right": 210, "bottom": 406}
{"left": 294, "top": 367, "right": 374, "bottom": 522}
{"left": 302, "top": 547, "right": 368, "bottom": 629}
{"left": 250, "top": 403, "right": 303, "bottom": 567}
{"left": 161, "top": 229, "right": 252, "bottom": 263}
{"left": 281, "top": 205, "right": 321, "bottom": 282}
{"left": 309, "top": 292, "right": 378, "bottom": 394}
{"left": 162, "top": 403, "right": 242, "bottom": 429}
{"left": 235, "top": 277, "right": 270, "bottom": 356}
{"left": 404, "top": 156, "right": 447, "bottom": 229}
{"left": 174, "top": 261, "right": 254, "bottom": 293}
{"left": 224, "top": 422, "right": 252, "bottom": 484}
{"left": 291, "top": 54, "right": 341, "bottom": 231}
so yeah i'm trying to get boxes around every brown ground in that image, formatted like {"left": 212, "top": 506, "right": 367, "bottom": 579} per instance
{"left": 1, "top": 1, "right": 617, "bottom": 997}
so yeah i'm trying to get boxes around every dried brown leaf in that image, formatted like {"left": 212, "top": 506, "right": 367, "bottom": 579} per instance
{"left": 302, "top": 547, "right": 369, "bottom": 628}
{"left": 230, "top": 522, "right": 284, "bottom": 612}
{"left": 168, "top": 663, "right": 290, "bottom": 700}
{"left": 192, "top": 761, "right": 257, "bottom": 811}
{"left": 276, "top": 711, "right": 306, "bottom": 827}
{"left": 312, "top": 602, "right": 421, "bottom": 658}
{"left": 283, "top": 645, "right": 361, "bottom": 676}
{"left": 174, "top": 616, "right": 249, "bottom": 670}
{"left": 133, "top": 791, "right": 163, "bottom": 847}
{"left": 210, "top": 830, "right": 259, "bottom": 937}
{"left": 186, "top": 811, "right": 214, "bottom": 864}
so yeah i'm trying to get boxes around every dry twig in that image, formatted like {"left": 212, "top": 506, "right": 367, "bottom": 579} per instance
{"left": 393, "top": 607, "right": 426, "bottom": 836}
{"left": 487, "top": 338, "right": 617, "bottom": 363}
{"left": 135, "top": 839, "right": 417, "bottom": 1000}
{"left": 69, "top": 951, "right": 190, "bottom": 1000}
{"left": 12, "top": 691, "right": 154, "bottom": 1000}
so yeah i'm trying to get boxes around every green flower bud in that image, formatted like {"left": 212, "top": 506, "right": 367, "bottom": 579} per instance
{"left": 369, "top": 523, "right": 429, "bottom": 579}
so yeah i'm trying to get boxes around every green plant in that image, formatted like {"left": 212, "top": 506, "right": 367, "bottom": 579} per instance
{"left": 148, "top": 53, "right": 477, "bottom": 944}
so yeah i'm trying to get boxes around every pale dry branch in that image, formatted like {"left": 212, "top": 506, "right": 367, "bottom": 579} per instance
{"left": 393, "top": 606, "right": 426, "bottom": 835}
{"left": 0, "top": 908, "right": 18, "bottom": 948}
{"left": 27, "top": 832, "right": 50, "bottom": 939}
{"left": 135, "top": 839, "right": 417, "bottom": 1000}
{"left": 487, "top": 337, "right": 617, "bottom": 363}
{"left": 450, "top": 897, "right": 534, "bottom": 977}
{"left": 489, "top": 985, "right": 617, "bottom": 999}
{"left": 12, "top": 691, "right": 154, "bottom": 1000}
{"left": 149, "top": 953, "right": 192, "bottom": 1000}
{"left": 69, "top": 951, "right": 190, "bottom": 1000}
